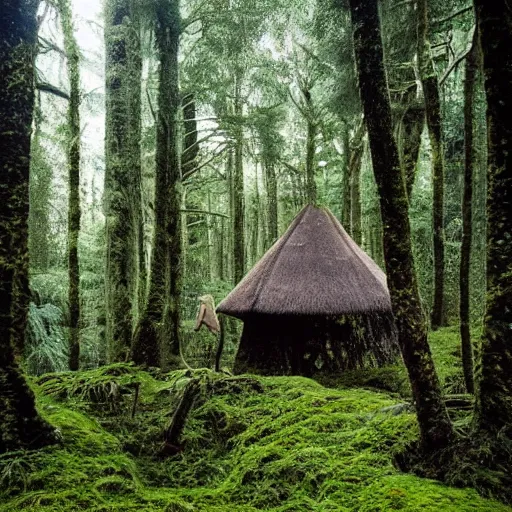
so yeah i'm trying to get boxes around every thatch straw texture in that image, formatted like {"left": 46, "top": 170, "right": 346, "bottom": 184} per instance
{"left": 217, "top": 205, "right": 391, "bottom": 318}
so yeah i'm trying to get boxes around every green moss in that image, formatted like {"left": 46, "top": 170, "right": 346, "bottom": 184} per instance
{"left": 316, "top": 365, "right": 411, "bottom": 397}
{"left": 428, "top": 325, "right": 482, "bottom": 394}
{"left": 0, "top": 365, "right": 509, "bottom": 511}
{"left": 314, "top": 325, "right": 478, "bottom": 399}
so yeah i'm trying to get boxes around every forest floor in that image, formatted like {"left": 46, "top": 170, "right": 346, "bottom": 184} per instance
{"left": 1, "top": 327, "right": 509, "bottom": 512}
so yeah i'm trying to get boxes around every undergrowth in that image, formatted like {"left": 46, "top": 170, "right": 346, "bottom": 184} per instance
{"left": 0, "top": 358, "right": 509, "bottom": 512}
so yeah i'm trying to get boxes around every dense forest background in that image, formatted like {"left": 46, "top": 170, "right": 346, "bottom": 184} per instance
{"left": 2, "top": 0, "right": 512, "bottom": 510}
{"left": 26, "top": 0, "right": 484, "bottom": 373}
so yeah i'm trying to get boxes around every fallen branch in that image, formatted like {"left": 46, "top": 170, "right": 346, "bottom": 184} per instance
{"left": 160, "top": 378, "right": 201, "bottom": 457}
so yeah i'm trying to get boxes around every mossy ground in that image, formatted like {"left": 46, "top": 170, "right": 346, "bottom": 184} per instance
{"left": 1, "top": 327, "right": 508, "bottom": 512}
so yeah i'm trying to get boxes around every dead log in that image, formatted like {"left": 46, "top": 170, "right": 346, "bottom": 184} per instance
{"left": 159, "top": 378, "right": 201, "bottom": 457}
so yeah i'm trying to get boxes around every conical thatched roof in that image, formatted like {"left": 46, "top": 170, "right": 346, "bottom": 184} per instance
{"left": 217, "top": 205, "right": 392, "bottom": 319}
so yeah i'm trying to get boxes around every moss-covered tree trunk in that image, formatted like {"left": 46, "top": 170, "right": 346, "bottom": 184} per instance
{"left": 250, "top": 167, "right": 260, "bottom": 266}
{"left": 417, "top": 0, "right": 446, "bottom": 330}
{"left": 182, "top": 93, "right": 199, "bottom": 177}
{"left": 349, "top": 129, "right": 365, "bottom": 246}
{"left": 233, "top": 74, "right": 245, "bottom": 284}
{"left": 226, "top": 149, "right": 235, "bottom": 284}
{"left": 459, "top": 30, "right": 479, "bottom": 395}
{"left": 349, "top": 0, "right": 454, "bottom": 451}
{"left": 265, "top": 160, "right": 278, "bottom": 246}
{"left": 59, "top": 0, "right": 82, "bottom": 371}
{"left": 341, "top": 123, "right": 351, "bottom": 230}
{"left": 104, "top": 0, "right": 143, "bottom": 362}
{"left": 131, "top": 0, "right": 181, "bottom": 368}
{"left": 305, "top": 117, "right": 317, "bottom": 205}
{"left": 11, "top": 187, "right": 31, "bottom": 360}
{"left": 473, "top": 0, "right": 512, "bottom": 435}
{"left": 0, "top": 0, "right": 56, "bottom": 453}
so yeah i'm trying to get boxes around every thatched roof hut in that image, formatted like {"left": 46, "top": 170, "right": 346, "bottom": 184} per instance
{"left": 217, "top": 205, "right": 398, "bottom": 375}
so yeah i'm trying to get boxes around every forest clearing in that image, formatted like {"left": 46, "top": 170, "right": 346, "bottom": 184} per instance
{"left": 1, "top": 0, "right": 512, "bottom": 511}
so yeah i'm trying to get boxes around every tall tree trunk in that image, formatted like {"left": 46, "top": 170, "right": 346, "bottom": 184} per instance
{"left": 305, "top": 118, "right": 317, "bottom": 204}
{"left": 182, "top": 93, "right": 199, "bottom": 177}
{"left": 233, "top": 75, "right": 245, "bottom": 284}
{"left": 59, "top": 0, "right": 82, "bottom": 370}
{"left": 131, "top": 0, "right": 181, "bottom": 367}
{"left": 417, "top": 0, "right": 446, "bottom": 330}
{"left": 0, "top": 0, "right": 56, "bottom": 453}
{"left": 104, "top": 0, "right": 143, "bottom": 362}
{"left": 400, "top": 104, "right": 425, "bottom": 199}
{"left": 219, "top": 216, "right": 225, "bottom": 280}
{"left": 473, "top": 0, "right": 512, "bottom": 435}
{"left": 226, "top": 150, "right": 234, "bottom": 284}
{"left": 258, "top": 162, "right": 268, "bottom": 256}
{"left": 181, "top": 188, "right": 188, "bottom": 281}
{"left": 349, "top": 0, "right": 454, "bottom": 451}
{"left": 350, "top": 132, "right": 365, "bottom": 245}
{"left": 264, "top": 160, "right": 278, "bottom": 246}
{"left": 207, "top": 191, "right": 214, "bottom": 279}
{"left": 250, "top": 167, "right": 260, "bottom": 266}
{"left": 128, "top": 11, "right": 144, "bottom": 330}
{"left": 459, "top": 30, "right": 479, "bottom": 395}
{"left": 341, "top": 124, "right": 351, "bottom": 230}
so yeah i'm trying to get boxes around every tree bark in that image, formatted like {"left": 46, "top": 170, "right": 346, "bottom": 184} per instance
{"left": 265, "top": 160, "right": 278, "bottom": 246}
{"left": 59, "top": 0, "right": 82, "bottom": 371}
{"left": 341, "top": 124, "right": 352, "bottom": 230}
{"left": 250, "top": 167, "right": 260, "bottom": 267}
{"left": 182, "top": 92, "right": 199, "bottom": 177}
{"left": 104, "top": 0, "right": 143, "bottom": 362}
{"left": 131, "top": 0, "right": 181, "bottom": 367}
{"left": 349, "top": 130, "right": 365, "bottom": 245}
{"left": 459, "top": 30, "right": 479, "bottom": 395}
{"left": 226, "top": 150, "right": 234, "bottom": 284}
{"left": 473, "top": 0, "right": 512, "bottom": 435}
{"left": 349, "top": 0, "right": 454, "bottom": 451}
{"left": 233, "top": 74, "right": 245, "bottom": 284}
{"left": 305, "top": 117, "right": 317, "bottom": 205}
{"left": 417, "top": 0, "right": 446, "bottom": 330}
{"left": 0, "top": 0, "right": 56, "bottom": 453}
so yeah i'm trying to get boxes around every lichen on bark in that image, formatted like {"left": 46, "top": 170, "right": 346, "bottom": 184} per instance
{"left": 0, "top": 0, "right": 56, "bottom": 453}
{"left": 348, "top": 0, "right": 454, "bottom": 451}
{"left": 473, "top": 1, "right": 512, "bottom": 435}
{"left": 131, "top": 0, "right": 182, "bottom": 368}
{"left": 58, "top": 0, "right": 82, "bottom": 371}
{"left": 104, "top": 0, "right": 144, "bottom": 362}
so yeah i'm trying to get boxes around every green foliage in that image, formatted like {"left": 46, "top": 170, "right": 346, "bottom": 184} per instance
{"left": 317, "top": 365, "right": 411, "bottom": 397}
{"left": 25, "top": 303, "right": 68, "bottom": 375}
{"left": 1, "top": 367, "right": 509, "bottom": 511}
{"left": 428, "top": 325, "right": 480, "bottom": 395}
{"left": 36, "top": 364, "right": 146, "bottom": 412}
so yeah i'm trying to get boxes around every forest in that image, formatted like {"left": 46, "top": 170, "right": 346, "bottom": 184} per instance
{"left": 1, "top": 0, "right": 512, "bottom": 510}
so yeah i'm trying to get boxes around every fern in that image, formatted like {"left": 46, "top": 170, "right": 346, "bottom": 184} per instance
{"left": 25, "top": 302, "right": 68, "bottom": 375}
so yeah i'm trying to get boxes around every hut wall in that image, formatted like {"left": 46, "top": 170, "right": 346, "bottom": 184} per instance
{"left": 233, "top": 314, "right": 398, "bottom": 376}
